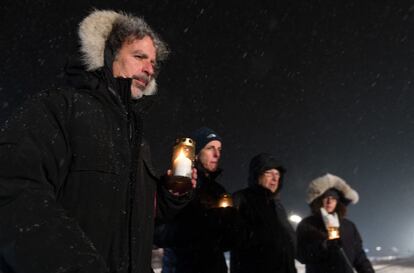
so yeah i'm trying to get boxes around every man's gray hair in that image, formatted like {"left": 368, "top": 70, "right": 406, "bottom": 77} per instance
{"left": 79, "top": 10, "right": 169, "bottom": 72}
{"left": 107, "top": 13, "right": 170, "bottom": 65}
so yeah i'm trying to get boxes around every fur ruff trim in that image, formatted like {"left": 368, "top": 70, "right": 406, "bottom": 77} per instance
{"left": 79, "top": 10, "right": 120, "bottom": 71}
{"left": 306, "top": 173, "right": 359, "bottom": 204}
{"left": 78, "top": 10, "right": 157, "bottom": 97}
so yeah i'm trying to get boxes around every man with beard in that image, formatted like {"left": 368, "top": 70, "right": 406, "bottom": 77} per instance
{"left": 155, "top": 127, "right": 236, "bottom": 273}
{"left": 0, "top": 10, "right": 194, "bottom": 273}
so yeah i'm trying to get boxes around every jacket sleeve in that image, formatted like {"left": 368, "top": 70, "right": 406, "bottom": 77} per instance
{"left": 296, "top": 219, "right": 328, "bottom": 264}
{"left": 155, "top": 181, "right": 193, "bottom": 223}
{"left": 0, "top": 91, "right": 107, "bottom": 273}
{"left": 152, "top": 174, "right": 194, "bottom": 248}
{"left": 351, "top": 223, "right": 375, "bottom": 273}
{"left": 153, "top": 197, "right": 197, "bottom": 249}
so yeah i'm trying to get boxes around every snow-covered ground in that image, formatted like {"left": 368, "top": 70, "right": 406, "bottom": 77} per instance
{"left": 152, "top": 249, "right": 414, "bottom": 273}
{"left": 295, "top": 257, "right": 414, "bottom": 273}
{"left": 293, "top": 257, "right": 414, "bottom": 273}
{"left": 372, "top": 256, "right": 414, "bottom": 273}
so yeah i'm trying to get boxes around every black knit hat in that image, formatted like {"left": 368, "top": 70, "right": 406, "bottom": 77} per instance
{"left": 248, "top": 153, "right": 286, "bottom": 187}
{"left": 190, "top": 127, "right": 222, "bottom": 154}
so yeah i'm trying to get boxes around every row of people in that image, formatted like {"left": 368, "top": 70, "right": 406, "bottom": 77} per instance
{"left": 155, "top": 127, "right": 375, "bottom": 273}
{"left": 0, "top": 9, "right": 374, "bottom": 273}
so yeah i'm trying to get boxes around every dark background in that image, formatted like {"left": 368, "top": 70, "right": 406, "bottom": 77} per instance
{"left": 1, "top": 0, "right": 414, "bottom": 256}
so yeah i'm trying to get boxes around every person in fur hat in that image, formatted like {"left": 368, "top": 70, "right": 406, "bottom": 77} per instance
{"left": 296, "top": 173, "right": 375, "bottom": 273}
{"left": 0, "top": 10, "right": 195, "bottom": 273}
{"left": 230, "top": 153, "right": 297, "bottom": 273}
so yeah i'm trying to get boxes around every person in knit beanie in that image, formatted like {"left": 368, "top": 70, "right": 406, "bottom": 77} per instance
{"left": 155, "top": 127, "right": 239, "bottom": 273}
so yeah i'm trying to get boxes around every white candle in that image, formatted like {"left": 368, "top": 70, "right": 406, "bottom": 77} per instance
{"left": 173, "top": 150, "right": 192, "bottom": 177}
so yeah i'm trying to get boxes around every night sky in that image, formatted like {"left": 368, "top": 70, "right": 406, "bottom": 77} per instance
{"left": 1, "top": 0, "right": 414, "bottom": 256}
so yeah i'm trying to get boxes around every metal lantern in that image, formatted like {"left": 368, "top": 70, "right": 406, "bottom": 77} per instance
{"left": 327, "top": 226, "right": 340, "bottom": 240}
{"left": 166, "top": 137, "right": 195, "bottom": 194}
{"left": 217, "top": 193, "right": 233, "bottom": 208}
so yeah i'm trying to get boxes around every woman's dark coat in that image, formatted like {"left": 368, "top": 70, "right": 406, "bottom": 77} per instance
{"left": 154, "top": 166, "right": 236, "bottom": 273}
{"left": 0, "top": 57, "right": 190, "bottom": 273}
{"left": 297, "top": 215, "right": 375, "bottom": 273}
{"left": 230, "top": 185, "right": 297, "bottom": 273}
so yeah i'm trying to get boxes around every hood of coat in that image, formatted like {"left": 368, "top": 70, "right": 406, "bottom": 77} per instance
{"left": 248, "top": 153, "right": 286, "bottom": 194}
{"left": 306, "top": 173, "right": 359, "bottom": 205}
{"left": 77, "top": 9, "right": 159, "bottom": 97}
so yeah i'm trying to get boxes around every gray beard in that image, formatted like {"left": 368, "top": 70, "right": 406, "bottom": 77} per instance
{"left": 131, "top": 78, "right": 157, "bottom": 99}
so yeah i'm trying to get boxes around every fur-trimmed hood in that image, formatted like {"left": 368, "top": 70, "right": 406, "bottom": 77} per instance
{"left": 306, "top": 173, "right": 359, "bottom": 205}
{"left": 77, "top": 9, "right": 167, "bottom": 97}
{"left": 79, "top": 10, "right": 121, "bottom": 71}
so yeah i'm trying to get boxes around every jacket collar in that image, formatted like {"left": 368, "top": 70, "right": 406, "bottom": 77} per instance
{"left": 250, "top": 184, "right": 280, "bottom": 201}
{"left": 195, "top": 161, "right": 222, "bottom": 189}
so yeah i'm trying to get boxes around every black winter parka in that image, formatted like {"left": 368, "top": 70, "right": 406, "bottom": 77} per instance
{"left": 296, "top": 215, "right": 375, "bottom": 273}
{"left": 230, "top": 185, "right": 297, "bottom": 273}
{"left": 0, "top": 60, "right": 190, "bottom": 273}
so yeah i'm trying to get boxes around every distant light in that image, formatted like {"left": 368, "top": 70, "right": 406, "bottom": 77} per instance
{"left": 376, "top": 246, "right": 382, "bottom": 251}
{"left": 289, "top": 214, "right": 302, "bottom": 223}
{"left": 364, "top": 248, "right": 369, "bottom": 253}
{"left": 391, "top": 246, "right": 399, "bottom": 253}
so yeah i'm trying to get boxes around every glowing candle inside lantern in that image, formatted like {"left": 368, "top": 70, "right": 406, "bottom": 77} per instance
{"left": 328, "top": 226, "right": 340, "bottom": 240}
{"left": 166, "top": 137, "right": 195, "bottom": 194}
{"left": 219, "top": 200, "right": 229, "bottom": 208}
{"left": 173, "top": 149, "right": 192, "bottom": 178}
{"left": 218, "top": 194, "right": 233, "bottom": 208}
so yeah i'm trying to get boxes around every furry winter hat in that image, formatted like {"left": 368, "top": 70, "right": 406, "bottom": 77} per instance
{"left": 78, "top": 9, "right": 170, "bottom": 96}
{"left": 306, "top": 173, "right": 359, "bottom": 205}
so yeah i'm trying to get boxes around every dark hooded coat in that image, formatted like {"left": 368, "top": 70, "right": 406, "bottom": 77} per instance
{"left": 296, "top": 174, "right": 374, "bottom": 273}
{"left": 230, "top": 153, "right": 297, "bottom": 273}
{"left": 296, "top": 213, "right": 374, "bottom": 273}
{"left": 154, "top": 164, "right": 237, "bottom": 273}
{"left": 0, "top": 40, "right": 190, "bottom": 273}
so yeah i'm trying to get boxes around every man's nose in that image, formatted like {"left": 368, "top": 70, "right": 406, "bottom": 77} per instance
{"left": 143, "top": 61, "right": 154, "bottom": 76}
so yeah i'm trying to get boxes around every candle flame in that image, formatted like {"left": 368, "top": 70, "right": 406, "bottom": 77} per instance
{"left": 175, "top": 149, "right": 186, "bottom": 161}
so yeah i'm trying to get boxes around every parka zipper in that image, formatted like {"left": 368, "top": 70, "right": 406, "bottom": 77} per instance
{"left": 108, "top": 85, "right": 141, "bottom": 272}
{"left": 127, "top": 112, "right": 135, "bottom": 273}
{"left": 126, "top": 111, "right": 142, "bottom": 273}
